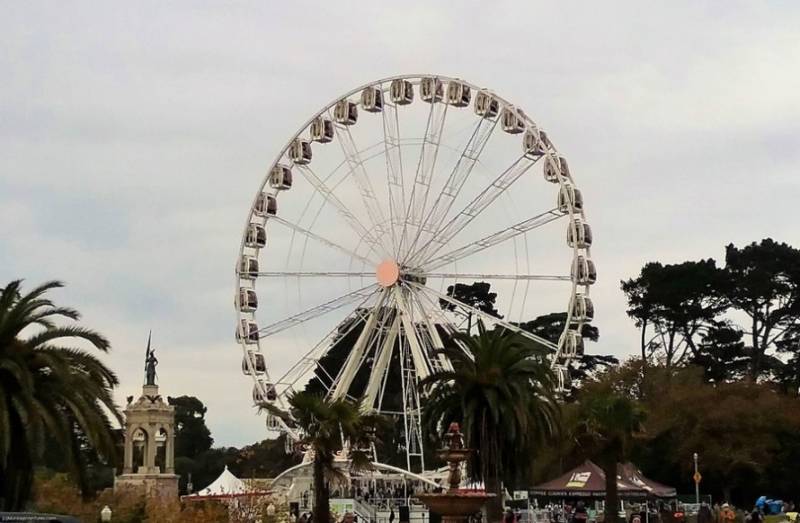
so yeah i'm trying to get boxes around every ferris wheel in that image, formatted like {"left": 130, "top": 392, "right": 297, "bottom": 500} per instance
{"left": 234, "top": 74, "right": 595, "bottom": 472}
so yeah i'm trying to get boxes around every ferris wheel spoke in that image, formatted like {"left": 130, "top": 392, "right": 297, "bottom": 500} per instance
{"left": 381, "top": 92, "right": 407, "bottom": 258}
{"left": 408, "top": 154, "right": 539, "bottom": 263}
{"left": 254, "top": 271, "right": 374, "bottom": 278}
{"left": 329, "top": 290, "right": 392, "bottom": 400}
{"left": 422, "top": 208, "right": 565, "bottom": 271}
{"left": 398, "top": 96, "right": 449, "bottom": 259}
{"left": 419, "top": 272, "right": 571, "bottom": 281}
{"left": 271, "top": 216, "right": 376, "bottom": 268}
{"left": 329, "top": 110, "right": 393, "bottom": 255}
{"left": 295, "top": 164, "right": 388, "bottom": 259}
{"left": 273, "top": 297, "right": 375, "bottom": 398}
{"left": 408, "top": 115, "right": 499, "bottom": 266}
{"left": 413, "top": 283, "right": 558, "bottom": 351}
{"left": 257, "top": 284, "right": 380, "bottom": 338}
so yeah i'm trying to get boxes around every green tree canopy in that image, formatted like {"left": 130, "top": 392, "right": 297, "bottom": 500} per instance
{"left": 420, "top": 330, "right": 560, "bottom": 521}
{"left": 168, "top": 395, "right": 214, "bottom": 460}
{"left": 0, "top": 280, "right": 122, "bottom": 510}
{"left": 721, "top": 239, "right": 800, "bottom": 380}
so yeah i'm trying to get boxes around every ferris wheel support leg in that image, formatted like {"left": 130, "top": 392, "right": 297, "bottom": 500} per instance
{"left": 395, "top": 288, "right": 431, "bottom": 381}
{"left": 361, "top": 314, "right": 400, "bottom": 413}
{"left": 329, "top": 292, "right": 388, "bottom": 400}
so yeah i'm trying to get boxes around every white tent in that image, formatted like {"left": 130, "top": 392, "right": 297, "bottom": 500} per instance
{"left": 183, "top": 465, "right": 253, "bottom": 500}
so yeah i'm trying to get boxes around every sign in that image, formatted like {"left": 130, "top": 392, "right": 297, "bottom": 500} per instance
{"left": 693, "top": 472, "right": 702, "bottom": 484}
{"left": 513, "top": 491, "right": 528, "bottom": 500}
{"left": 566, "top": 472, "right": 591, "bottom": 488}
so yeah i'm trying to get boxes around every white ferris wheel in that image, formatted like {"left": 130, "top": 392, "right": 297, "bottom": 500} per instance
{"left": 234, "top": 74, "right": 595, "bottom": 473}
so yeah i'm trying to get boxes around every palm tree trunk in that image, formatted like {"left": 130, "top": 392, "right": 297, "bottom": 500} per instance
{"left": 313, "top": 453, "right": 331, "bottom": 523}
{"left": 485, "top": 473, "right": 503, "bottom": 523}
{"left": 602, "top": 458, "right": 619, "bottom": 523}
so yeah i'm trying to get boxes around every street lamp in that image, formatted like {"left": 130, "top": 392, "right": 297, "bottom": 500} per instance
{"left": 693, "top": 452, "right": 700, "bottom": 504}
{"left": 100, "top": 505, "right": 112, "bottom": 522}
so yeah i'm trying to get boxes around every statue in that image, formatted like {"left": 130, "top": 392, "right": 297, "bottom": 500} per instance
{"left": 144, "top": 331, "right": 158, "bottom": 386}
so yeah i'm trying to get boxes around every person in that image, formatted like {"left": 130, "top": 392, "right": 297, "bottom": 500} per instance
{"left": 750, "top": 508, "right": 763, "bottom": 523}
{"left": 342, "top": 513, "right": 355, "bottom": 523}
{"left": 504, "top": 509, "right": 516, "bottom": 523}
{"left": 719, "top": 504, "right": 736, "bottom": 523}
{"left": 573, "top": 501, "right": 588, "bottom": 523}
{"left": 698, "top": 503, "right": 713, "bottom": 523}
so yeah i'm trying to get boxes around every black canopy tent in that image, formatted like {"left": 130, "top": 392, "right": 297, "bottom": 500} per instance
{"left": 531, "top": 461, "right": 676, "bottom": 499}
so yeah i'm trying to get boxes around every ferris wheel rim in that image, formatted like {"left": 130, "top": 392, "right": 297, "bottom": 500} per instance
{"left": 234, "top": 73, "right": 593, "bottom": 440}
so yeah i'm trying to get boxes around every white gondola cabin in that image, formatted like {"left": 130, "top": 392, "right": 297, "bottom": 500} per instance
{"left": 561, "top": 330, "right": 585, "bottom": 358}
{"left": 253, "top": 383, "right": 278, "bottom": 403}
{"left": 254, "top": 192, "right": 277, "bottom": 217}
{"left": 390, "top": 79, "right": 414, "bottom": 105}
{"left": 289, "top": 139, "right": 312, "bottom": 165}
{"left": 239, "top": 255, "right": 259, "bottom": 280}
{"left": 544, "top": 156, "right": 560, "bottom": 183}
{"left": 539, "top": 130, "right": 552, "bottom": 151}
{"left": 238, "top": 287, "right": 258, "bottom": 312}
{"left": 474, "top": 90, "right": 499, "bottom": 118}
{"left": 266, "top": 413, "right": 281, "bottom": 430}
{"left": 334, "top": 99, "right": 358, "bottom": 125}
{"left": 557, "top": 155, "right": 570, "bottom": 178}
{"left": 571, "top": 294, "right": 595, "bottom": 323}
{"left": 270, "top": 164, "right": 293, "bottom": 190}
{"left": 361, "top": 86, "right": 384, "bottom": 112}
{"left": 310, "top": 117, "right": 334, "bottom": 143}
{"left": 266, "top": 384, "right": 277, "bottom": 401}
{"left": 567, "top": 219, "right": 593, "bottom": 248}
{"left": 241, "top": 350, "right": 266, "bottom": 375}
{"left": 253, "top": 384, "right": 265, "bottom": 403}
{"left": 523, "top": 129, "right": 544, "bottom": 158}
{"left": 501, "top": 106, "right": 525, "bottom": 134}
{"left": 420, "top": 77, "right": 443, "bottom": 103}
{"left": 245, "top": 224, "right": 267, "bottom": 248}
{"left": 446, "top": 81, "right": 471, "bottom": 107}
{"left": 556, "top": 366, "right": 570, "bottom": 392}
{"left": 557, "top": 184, "right": 583, "bottom": 213}
{"left": 571, "top": 255, "right": 597, "bottom": 285}
{"left": 236, "top": 319, "right": 259, "bottom": 344}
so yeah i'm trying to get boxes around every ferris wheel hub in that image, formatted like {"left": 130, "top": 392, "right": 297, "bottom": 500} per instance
{"left": 376, "top": 259, "right": 400, "bottom": 287}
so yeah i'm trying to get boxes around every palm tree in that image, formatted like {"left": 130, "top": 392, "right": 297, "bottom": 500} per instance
{"left": 0, "top": 280, "right": 122, "bottom": 510}
{"left": 265, "top": 392, "right": 385, "bottom": 523}
{"left": 420, "top": 329, "right": 561, "bottom": 522}
{"left": 575, "top": 391, "right": 646, "bottom": 523}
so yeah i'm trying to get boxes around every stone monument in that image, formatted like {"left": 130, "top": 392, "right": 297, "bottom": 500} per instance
{"left": 114, "top": 332, "right": 179, "bottom": 498}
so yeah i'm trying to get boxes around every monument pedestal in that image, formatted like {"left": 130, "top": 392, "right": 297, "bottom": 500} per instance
{"left": 115, "top": 382, "right": 179, "bottom": 499}
{"left": 115, "top": 473, "right": 179, "bottom": 498}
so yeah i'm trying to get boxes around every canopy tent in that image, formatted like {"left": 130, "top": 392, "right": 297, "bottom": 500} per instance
{"left": 531, "top": 461, "right": 647, "bottom": 498}
{"left": 618, "top": 463, "right": 676, "bottom": 498}
{"left": 183, "top": 465, "right": 270, "bottom": 500}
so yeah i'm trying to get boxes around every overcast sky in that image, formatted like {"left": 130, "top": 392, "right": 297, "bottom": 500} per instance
{"left": 1, "top": 1, "right": 799, "bottom": 447}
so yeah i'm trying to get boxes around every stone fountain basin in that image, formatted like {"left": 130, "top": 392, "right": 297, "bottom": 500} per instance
{"left": 416, "top": 491, "right": 495, "bottom": 517}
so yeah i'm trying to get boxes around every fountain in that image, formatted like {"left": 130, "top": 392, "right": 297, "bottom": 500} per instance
{"left": 416, "top": 422, "right": 494, "bottom": 523}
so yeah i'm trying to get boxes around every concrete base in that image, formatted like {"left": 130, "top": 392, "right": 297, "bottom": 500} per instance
{"left": 115, "top": 473, "right": 179, "bottom": 499}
